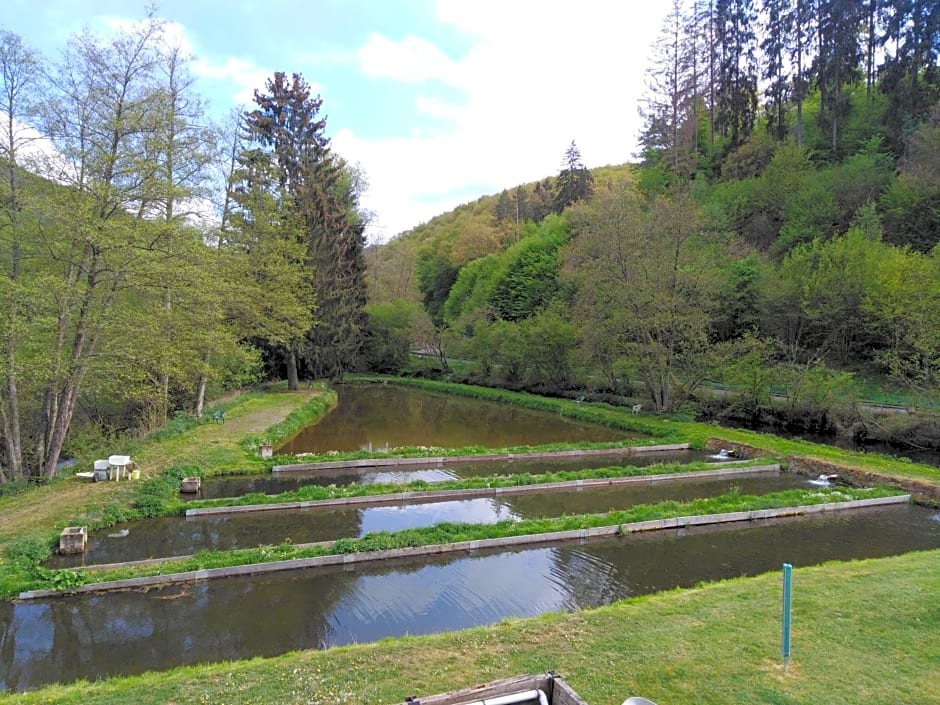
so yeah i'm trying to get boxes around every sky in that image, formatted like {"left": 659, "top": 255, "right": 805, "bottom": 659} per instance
{"left": 4, "top": 0, "right": 669, "bottom": 243}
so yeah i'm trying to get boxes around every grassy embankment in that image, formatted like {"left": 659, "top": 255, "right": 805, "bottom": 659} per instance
{"left": 1, "top": 377, "right": 939, "bottom": 703}
{"left": 356, "top": 376, "right": 940, "bottom": 488}
{"left": 2, "top": 548, "right": 938, "bottom": 705}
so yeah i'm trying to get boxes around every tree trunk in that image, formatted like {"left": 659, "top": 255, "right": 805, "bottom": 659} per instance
{"left": 195, "top": 373, "right": 207, "bottom": 418}
{"left": 286, "top": 346, "right": 300, "bottom": 391}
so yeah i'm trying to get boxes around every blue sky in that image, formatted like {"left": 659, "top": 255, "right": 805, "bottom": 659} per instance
{"left": 4, "top": 0, "right": 668, "bottom": 242}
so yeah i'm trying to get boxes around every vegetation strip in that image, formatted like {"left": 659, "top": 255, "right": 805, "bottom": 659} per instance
{"left": 19, "top": 490, "right": 906, "bottom": 599}
{"left": 272, "top": 443, "right": 691, "bottom": 473}
{"left": 187, "top": 464, "right": 781, "bottom": 517}
{"left": 78, "top": 466, "right": 782, "bottom": 571}
{"left": 187, "top": 459, "right": 772, "bottom": 513}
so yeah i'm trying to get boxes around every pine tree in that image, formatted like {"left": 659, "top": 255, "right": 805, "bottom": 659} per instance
{"left": 814, "top": 0, "right": 863, "bottom": 153}
{"left": 713, "top": 0, "right": 759, "bottom": 149}
{"left": 552, "top": 141, "right": 594, "bottom": 213}
{"left": 878, "top": 0, "right": 940, "bottom": 156}
{"left": 761, "top": 0, "right": 791, "bottom": 140}
{"left": 233, "top": 72, "right": 367, "bottom": 385}
{"left": 299, "top": 157, "right": 369, "bottom": 381}
{"left": 785, "top": 0, "right": 816, "bottom": 147}
{"left": 494, "top": 189, "right": 514, "bottom": 222}
{"left": 639, "top": 0, "right": 702, "bottom": 175}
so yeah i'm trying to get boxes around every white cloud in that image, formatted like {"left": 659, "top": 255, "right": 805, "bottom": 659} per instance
{"left": 191, "top": 55, "right": 276, "bottom": 107}
{"left": 358, "top": 33, "right": 462, "bottom": 84}
{"left": 340, "top": 1, "right": 668, "bottom": 242}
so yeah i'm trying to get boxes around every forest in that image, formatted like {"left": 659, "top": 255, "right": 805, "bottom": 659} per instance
{"left": 365, "top": 0, "right": 940, "bottom": 444}
{"left": 1, "top": 1, "right": 939, "bottom": 483}
{"left": 0, "top": 18, "right": 367, "bottom": 482}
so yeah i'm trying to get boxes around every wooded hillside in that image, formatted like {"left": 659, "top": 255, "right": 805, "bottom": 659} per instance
{"left": 365, "top": 0, "right": 940, "bottom": 441}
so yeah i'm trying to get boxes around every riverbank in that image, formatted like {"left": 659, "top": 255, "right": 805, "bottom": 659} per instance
{"left": 2, "top": 547, "right": 937, "bottom": 704}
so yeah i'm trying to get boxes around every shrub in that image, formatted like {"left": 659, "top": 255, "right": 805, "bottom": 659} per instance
{"left": 5, "top": 534, "right": 53, "bottom": 570}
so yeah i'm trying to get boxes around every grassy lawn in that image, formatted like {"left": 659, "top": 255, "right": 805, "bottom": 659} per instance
{"left": 2, "top": 548, "right": 937, "bottom": 704}
{"left": 1, "top": 378, "right": 939, "bottom": 703}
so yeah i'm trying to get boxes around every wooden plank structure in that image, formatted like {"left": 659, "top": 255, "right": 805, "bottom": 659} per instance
{"left": 403, "top": 673, "right": 589, "bottom": 705}
{"left": 180, "top": 477, "right": 202, "bottom": 493}
{"left": 59, "top": 526, "right": 88, "bottom": 554}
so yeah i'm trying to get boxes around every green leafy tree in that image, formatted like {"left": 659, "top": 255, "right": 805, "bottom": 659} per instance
{"left": 0, "top": 28, "right": 43, "bottom": 481}
{"left": 362, "top": 300, "right": 422, "bottom": 373}
{"left": 489, "top": 215, "right": 569, "bottom": 322}
{"left": 865, "top": 245, "right": 940, "bottom": 394}
{"left": 520, "top": 302, "right": 578, "bottom": 388}
{"left": 565, "top": 182, "right": 722, "bottom": 411}
{"left": 416, "top": 250, "right": 459, "bottom": 327}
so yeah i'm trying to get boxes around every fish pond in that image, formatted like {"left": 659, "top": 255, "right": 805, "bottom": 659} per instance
{"left": 51, "top": 472, "right": 805, "bottom": 568}
{"left": 3, "top": 503, "right": 939, "bottom": 691}
{"left": 275, "top": 384, "right": 635, "bottom": 454}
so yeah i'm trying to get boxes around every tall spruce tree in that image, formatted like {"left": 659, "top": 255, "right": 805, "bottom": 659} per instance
{"left": 878, "top": 0, "right": 940, "bottom": 156}
{"left": 299, "top": 156, "right": 368, "bottom": 381}
{"left": 785, "top": 0, "right": 816, "bottom": 147}
{"left": 761, "top": 0, "right": 791, "bottom": 140}
{"left": 234, "top": 72, "right": 367, "bottom": 385}
{"left": 714, "top": 0, "right": 759, "bottom": 149}
{"left": 553, "top": 141, "right": 593, "bottom": 213}
{"left": 639, "top": 0, "right": 701, "bottom": 176}
{"left": 814, "top": 0, "right": 863, "bottom": 153}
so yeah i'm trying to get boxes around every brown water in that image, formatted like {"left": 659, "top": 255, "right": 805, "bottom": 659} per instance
{"left": 49, "top": 473, "right": 805, "bottom": 568}
{"left": 4, "top": 504, "right": 939, "bottom": 692}
{"left": 276, "top": 384, "right": 634, "bottom": 454}
{"left": 199, "top": 448, "right": 719, "bottom": 499}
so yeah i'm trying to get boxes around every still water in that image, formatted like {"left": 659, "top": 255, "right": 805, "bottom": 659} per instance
{"left": 50, "top": 474, "right": 805, "bottom": 567}
{"left": 201, "top": 449, "right": 718, "bottom": 499}
{"left": 4, "top": 504, "right": 939, "bottom": 692}
{"left": 276, "top": 384, "right": 634, "bottom": 454}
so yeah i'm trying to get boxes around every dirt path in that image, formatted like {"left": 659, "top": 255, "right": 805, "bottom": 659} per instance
{"left": 0, "top": 388, "right": 321, "bottom": 551}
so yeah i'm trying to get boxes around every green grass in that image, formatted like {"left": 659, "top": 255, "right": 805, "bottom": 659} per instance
{"left": 2, "top": 548, "right": 938, "bottom": 704}
{"left": 16, "top": 485, "right": 902, "bottom": 597}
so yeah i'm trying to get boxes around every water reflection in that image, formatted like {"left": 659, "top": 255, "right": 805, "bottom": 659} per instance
{"left": 5, "top": 504, "right": 939, "bottom": 692}
{"left": 49, "top": 474, "right": 804, "bottom": 567}
{"left": 277, "top": 385, "right": 634, "bottom": 454}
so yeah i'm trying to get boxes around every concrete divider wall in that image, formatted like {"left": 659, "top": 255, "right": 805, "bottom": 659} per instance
{"left": 19, "top": 493, "right": 908, "bottom": 600}
{"left": 187, "top": 464, "right": 782, "bottom": 517}
{"left": 272, "top": 444, "right": 693, "bottom": 473}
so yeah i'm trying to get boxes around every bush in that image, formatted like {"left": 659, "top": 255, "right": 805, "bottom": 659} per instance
{"left": 5, "top": 534, "right": 53, "bottom": 570}
{"left": 0, "top": 479, "right": 29, "bottom": 498}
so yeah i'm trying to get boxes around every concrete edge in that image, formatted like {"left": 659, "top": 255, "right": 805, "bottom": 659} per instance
{"left": 271, "top": 443, "right": 693, "bottom": 473}
{"left": 19, "top": 493, "right": 909, "bottom": 600}
{"left": 187, "top": 464, "right": 782, "bottom": 517}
